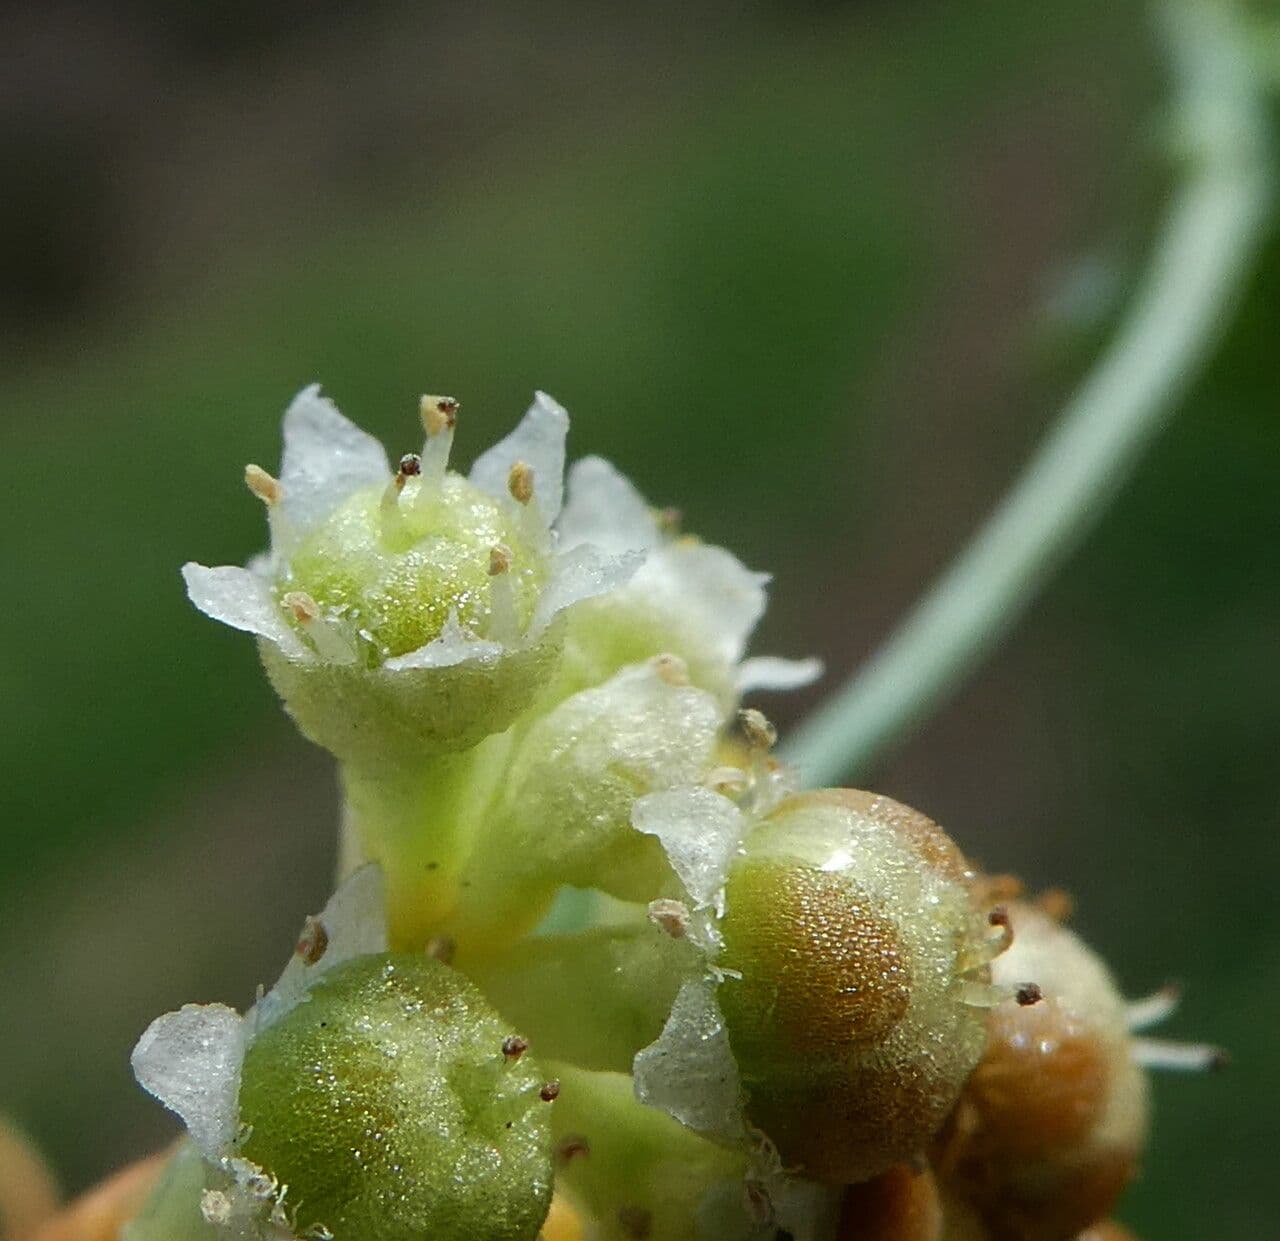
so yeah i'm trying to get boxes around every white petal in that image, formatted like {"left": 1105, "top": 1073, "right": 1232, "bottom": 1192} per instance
{"left": 131, "top": 1003, "right": 245, "bottom": 1160}
{"left": 469, "top": 391, "right": 569, "bottom": 524}
{"left": 182, "top": 563, "right": 309, "bottom": 660}
{"left": 634, "top": 977, "right": 744, "bottom": 1142}
{"left": 635, "top": 543, "right": 769, "bottom": 666}
{"left": 279, "top": 384, "right": 390, "bottom": 534}
{"left": 632, "top": 786, "right": 746, "bottom": 912}
{"left": 735, "top": 655, "right": 824, "bottom": 694}
{"left": 529, "top": 543, "right": 645, "bottom": 637}
{"left": 382, "top": 611, "right": 504, "bottom": 670}
{"left": 254, "top": 864, "right": 388, "bottom": 1032}
{"left": 557, "top": 456, "right": 660, "bottom": 555}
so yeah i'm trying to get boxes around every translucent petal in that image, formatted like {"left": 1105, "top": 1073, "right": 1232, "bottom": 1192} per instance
{"left": 131, "top": 1003, "right": 245, "bottom": 1160}
{"left": 635, "top": 543, "right": 770, "bottom": 666}
{"left": 254, "top": 864, "right": 388, "bottom": 1031}
{"left": 633, "top": 977, "right": 744, "bottom": 1142}
{"left": 632, "top": 786, "right": 746, "bottom": 912}
{"left": 470, "top": 391, "right": 569, "bottom": 524}
{"left": 735, "top": 655, "right": 824, "bottom": 694}
{"left": 557, "top": 456, "right": 660, "bottom": 555}
{"left": 181, "top": 563, "right": 309, "bottom": 660}
{"left": 529, "top": 543, "right": 645, "bottom": 636}
{"left": 382, "top": 611, "right": 505, "bottom": 670}
{"left": 279, "top": 383, "right": 390, "bottom": 534}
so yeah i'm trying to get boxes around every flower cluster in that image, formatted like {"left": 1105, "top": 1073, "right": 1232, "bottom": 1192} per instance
{"left": 129, "top": 387, "right": 1213, "bottom": 1241}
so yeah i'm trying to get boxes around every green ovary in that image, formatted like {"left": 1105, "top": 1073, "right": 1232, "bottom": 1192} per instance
{"left": 282, "top": 474, "right": 545, "bottom": 662}
{"left": 237, "top": 954, "right": 554, "bottom": 1241}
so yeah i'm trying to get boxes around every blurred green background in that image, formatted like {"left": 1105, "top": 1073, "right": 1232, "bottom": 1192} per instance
{"left": 1, "top": 1, "right": 1276, "bottom": 1236}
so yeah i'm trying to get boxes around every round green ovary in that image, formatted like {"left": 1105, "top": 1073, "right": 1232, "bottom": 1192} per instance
{"left": 238, "top": 954, "right": 553, "bottom": 1241}
{"left": 283, "top": 475, "right": 544, "bottom": 661}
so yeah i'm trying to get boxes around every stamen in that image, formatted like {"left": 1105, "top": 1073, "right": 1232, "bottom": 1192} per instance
{"left": 539, "top": 1080, "right": 561, "bottom": 1103}
{"left": 487, "top": 543, "right": 520, "bottom": 644}
{"left": 958, "top": 906, "right": 1016, "bottom": 973}
{"left": 736, "top": 708, "right": 778, "bottom": 751}
{"left": 281, "top": 590, "right": 357, "bottom": 664}
{"left": 417, "top": 395, "right": 459, "bottom": 495}
{"left": 244, "top": 464, "right": 283, "bottom": 506}
{"left": 508, "top": 460, "right": 535, "bottom": 506}
{"left": 959, "top": 979, "right": 1043, "bottom": 1009}
{"left": 1132, "top": 1036, "right": 1228, "bottom": 1072}
{"left": 1126, "top": 982, "right": 1182, "bottom": 1031}
{"left": 501, "top": 1035, "right": 529, "bottom": 1061}
{"left": 419, "top": 394, "right": 459, "bottom": 437}
{"left": 396, "top": 453, "right": 422, "bottom": 490}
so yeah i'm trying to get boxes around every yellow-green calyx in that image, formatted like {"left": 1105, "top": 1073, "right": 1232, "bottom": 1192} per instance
{"left": 237, "top": 953, "right": 555, "bottom": 1241}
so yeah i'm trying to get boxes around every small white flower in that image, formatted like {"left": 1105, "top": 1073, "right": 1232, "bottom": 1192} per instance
{"left": 183, "top": 386, "right": 640, "bottom": 675}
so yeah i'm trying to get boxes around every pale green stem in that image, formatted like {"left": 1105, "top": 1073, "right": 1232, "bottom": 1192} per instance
{"left": 781, "top": 0, "right": 1274, "bottom": 788}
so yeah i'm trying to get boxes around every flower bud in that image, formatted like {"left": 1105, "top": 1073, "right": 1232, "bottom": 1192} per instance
{"left": 236, "top": 953, "right": 554, "bottom": 1241}
{"left": 716, "top": 790, "right": 994, "bottom": 1184}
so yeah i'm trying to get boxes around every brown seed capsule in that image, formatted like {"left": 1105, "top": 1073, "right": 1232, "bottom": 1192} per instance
{"left": 717, "top": 790, "right": 991, "bottom": 1184}
{"left": 935, "top": 901, "right": 1149, "bottom": 1241}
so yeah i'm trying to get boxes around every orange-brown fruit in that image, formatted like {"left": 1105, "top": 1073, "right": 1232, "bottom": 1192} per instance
{"left": 718, "top": 790, "right": 993, "bottom": 1184}
{"left": 838, "top": 1164, "right": 943, "bottom": 1241}
{"left": 936, "top": 902, "right": 1148, "bottom": 1241}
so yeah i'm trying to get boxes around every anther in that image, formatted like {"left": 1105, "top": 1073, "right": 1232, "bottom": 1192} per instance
{"left": 488, "top": 543, "right": 513, "bottom": 576}
{"left": 736, "top": 708, "right": 778, "bottom": 751}
{"left": 539, "top": 1080, "right": 560, "bottom": 1102}
{"left": 396, "top": 453, "right": 422, "bottom": 490}
{"left": 987, "top": 906, "right": 1015, "bottom": 954}
{"left": 508, "top": 460, "right": 535, "bottom": 506}
{"left": 502, "top": 1035, "right": 529, "bottom": 1061}
{"left": 419, "top": 395, "right": 459, "bottom": 437}
{"left": 1015, "top": 983, "right": 1043, "bottom": 1007}
{"left": 647, "top": 898, "right": 690, "bottom": 939}
{"left": 650, "top": 653, "right": 690, "bottom": 687}
{"left": 295, "top": 915, "right": 329, "bottom": 965}
{"left": 244, "top": 464, "right": 283, "bottom": 506}
{"left": 425, "top": 935, "right": 456, "bottom": 965}
{"left": 282, "top": 591, "right": 321, "bottom": 625}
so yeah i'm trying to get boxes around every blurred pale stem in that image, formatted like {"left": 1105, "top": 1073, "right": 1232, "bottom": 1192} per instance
{"left": 781, "top": 0, "right": 1274, "bottom": 787}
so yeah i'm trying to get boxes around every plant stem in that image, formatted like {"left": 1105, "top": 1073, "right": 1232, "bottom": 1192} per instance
{"left": 780, "top": 0, "right": 1274, "bottom": 788}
